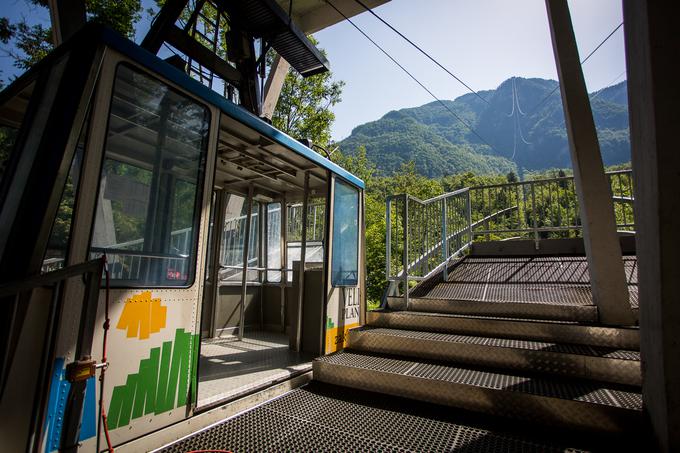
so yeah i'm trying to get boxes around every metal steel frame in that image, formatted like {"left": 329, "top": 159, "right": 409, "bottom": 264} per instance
{"left": 385, "top": 169, "right": 635, "bottom": 306}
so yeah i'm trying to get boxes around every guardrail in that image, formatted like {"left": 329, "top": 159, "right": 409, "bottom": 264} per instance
{"left": 385, "top": 169, "right": 635, "bottom": 303}
{"left": 386, "top": 188, "right": 472, "bottom": 306}
{"left": 468, "top": 169, "right": 634, "bottom": 241}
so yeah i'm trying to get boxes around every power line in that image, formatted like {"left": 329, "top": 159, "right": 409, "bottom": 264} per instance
{"left": 528, "top": 21, "right": 624, "bottom": 114}
{"left": 589, "top": 70, "right": 626, "bottom": 102}
{"left": 580, "top": 22, "right": 623, "bottom": 65}
{"left": 351, "top": 0, "right": 490, "bottom": 105}
{"left": 325, "top": 0, "right": 502, "bottom": 154}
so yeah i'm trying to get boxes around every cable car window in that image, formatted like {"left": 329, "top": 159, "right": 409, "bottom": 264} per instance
{"left": 286, "top": 200, "right": 325, "bottom": 282}
{"left": 41, "top": 112, "right": 89, "bottom": 273}
{"left": 266, "top": 202, "right": 282, "bottom": 283}
{"left": 219, "top": 193, "right": 260, "bottom": 283}
{"left": 0, "top": 125, "right": 17, "bottom": 185}
{"left": 90, "top": 64, "right": 209, "bottom": 287}
{"left": 0, "top": 81, "right": 35, "bottom": 188}
{"left": 331, "top": 180, "right": 359, "bottom": 287}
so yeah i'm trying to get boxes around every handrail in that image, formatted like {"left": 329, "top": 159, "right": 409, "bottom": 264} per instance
{"left": 386, "top": 188, "right": 473, "bottom": 309}
{"left": 385, "top": 169, "right": 635, "bottom": 308}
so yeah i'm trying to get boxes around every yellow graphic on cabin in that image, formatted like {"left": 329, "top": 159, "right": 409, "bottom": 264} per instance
{"left": 116, "top": 291, "right": 167, "bottom": 339}
{"left": 325, "top": 319, "right": 360, "bottom": 354}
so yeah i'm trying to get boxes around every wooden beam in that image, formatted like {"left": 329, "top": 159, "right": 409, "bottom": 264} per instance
{"left": 545, "top": 0, "right": 634, "bottom": 325}
{"left": 164, "top": 25, "right": 242, "bottom": 85}
{"left": 262, "top": 54, "right": 290, "bottom": 119}
{"left": 141, "top": 0, "right": 189, "bottom": 54}
{"left": 47, "top": 0, "right": 86, "bottom": 45}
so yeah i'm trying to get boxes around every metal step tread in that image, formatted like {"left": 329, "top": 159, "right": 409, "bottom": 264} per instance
{"left": 353, "top": 326, "right": 640, "bottom": 361}
{"left": 367, "top": 310, "right": 640, "bottom": 350}
{"left": 371, "top": 308, "right": 641, "bottom": 328}
{"left": 385, "top": 296, "right": 598, "bottom": 322}
{"left": 315, "top": 352, "right": 642, "bottom": 411}
{"left": 158, "top": 384, "right": 594, "bottom": 453}
{"left": 443, "top": 255, "right": 637, "bottom": 285}
{"left": 373, "top": 308, "right": 583, "bottom": 324}
{"left": 411, "top": 282, "right": 597, "bottom": 306}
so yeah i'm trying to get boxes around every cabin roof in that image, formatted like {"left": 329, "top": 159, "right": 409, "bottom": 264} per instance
{"left": 0, "top": 24, "right": 365, "bottom": 189}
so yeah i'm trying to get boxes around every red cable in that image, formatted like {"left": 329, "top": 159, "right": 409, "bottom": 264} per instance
{"left": 98, "top": 255, "right": 114, "bottom": 453}
{"left": 96, "top": 256, "right": 228, "bottom": 453}
{"left": 186, "top": 451, "right": 232, "bottom": 453}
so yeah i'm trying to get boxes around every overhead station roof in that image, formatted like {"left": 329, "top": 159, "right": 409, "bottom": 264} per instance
{"left": 275, "top": 0, "right": 391, "bottom": 34}
{"left": 224, "top": 0, "right": 330, "bottom": 77}
{"left": 223, "top": 0, "right": 390, "bottom": 77}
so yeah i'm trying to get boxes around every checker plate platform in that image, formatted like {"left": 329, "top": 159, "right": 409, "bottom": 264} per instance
{"left": 157, "top": 383, "right": 599, "bottom": 452}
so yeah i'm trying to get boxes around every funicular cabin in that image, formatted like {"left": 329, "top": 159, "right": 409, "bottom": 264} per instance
{"left": 0, "top": 23, "right": 365, "bottom": 451}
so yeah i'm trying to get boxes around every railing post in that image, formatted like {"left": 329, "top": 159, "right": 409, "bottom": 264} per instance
{"left": 441, "top": 197, "right": 448, "bottom": 281}
{"left": 294, "top": 172, "right": 309, "bottom": 351}
{"left": 466, "top": 189, "right": 472, "bottom": 245}
{"left": 403, "top": 195, "right": 409, "bottom": 309}
{"left": 385, "top": 197, "right": 391, "bottom": 279}
{"left": 238, "top": 184, "right": 254, "bottom": 341}
{"left": 531, "top": 182, "right": 539, "bottom": 249}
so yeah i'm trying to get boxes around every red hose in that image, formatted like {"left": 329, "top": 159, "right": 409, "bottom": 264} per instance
{"left": 98, "top": 255, "right": 114, "bottom": 453}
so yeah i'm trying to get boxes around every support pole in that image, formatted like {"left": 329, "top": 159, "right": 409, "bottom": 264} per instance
{"left": 441, "top": 198, "right": 448, "bottom": 281}
{"left": 545, "top": 0, "right": 634, "bottom": 325}
{"left": 262, "top": 55, "right": 291, "bottom": 120}
{"left": 209, "top": 190, "right": 228, "bottom": 338}
{"left": 623, "top": 1, "right": 680, "bottom": 451}
{"left": 141, "top": 0, "right": 190, "bottom": 54}
{"left": 238, "top": 185, "right": 254, "bottom": 340}
{"left": 294, "top": 173, "right": 310, "bottom": 351}
{"left": 280, "top": 193, "right": 287, "bottom": 332}
{"left": 403, "top": 195, "right": 409, "bottom": 309}
{"left": 47, "top": 0, "right": 86, "bottom": 45}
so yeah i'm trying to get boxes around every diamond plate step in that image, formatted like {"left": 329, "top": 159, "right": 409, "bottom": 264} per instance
{"left": 313, "top": 352, "right": 643, "bottom": 434}
{"left": 349, "top": 327, "right": 641, "bottom": 386}
{"left": 387, "top": 291, "right": 598, "bottom": 322}
{"left": 158, "top": 384, "right": 596, "bottom": 453}
{"left": 367, "top": 310, "right": 640, "bottom": 350}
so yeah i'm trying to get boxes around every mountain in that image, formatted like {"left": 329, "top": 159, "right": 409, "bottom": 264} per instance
{"left": 338, "top": 77, "right": 629, "bottom": 177}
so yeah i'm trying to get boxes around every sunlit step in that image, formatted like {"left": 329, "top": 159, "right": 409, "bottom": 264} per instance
{"left": 349, "top": 326, "right": 641, "bottom": 386}
{"left": 313, "top": 351, "right": 642, "bottom": 434}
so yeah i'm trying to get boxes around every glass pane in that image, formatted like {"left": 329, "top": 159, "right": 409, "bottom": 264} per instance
{"left": 266, "top": 203, "right": 281, "bottom": 282}
{"left": 285, "top": 200, "right": 325, "bottom": 282}
{"left": 219, "top": 193, "right": 260, "bottom": 283}
{"left": 41, "top": 114, "right": 88, "bottom": 273}
{"left": 331, "top": 180, "right": 359, "bottom": 287}
{"left": 90, "top": 65, "right": 209, "bottom": 286}
{"left": 0, "top": 81, "right": 35, "bottom": 186}
{"left": 0, "top": 125, "right": 17, "bottom": 185}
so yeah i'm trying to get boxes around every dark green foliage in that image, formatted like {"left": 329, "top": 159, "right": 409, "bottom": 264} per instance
{"left": 1, "top": 0, "right": 142, "bottom": 70}
{"left": 340, "top": 77, "right": 630, "bottom": 177}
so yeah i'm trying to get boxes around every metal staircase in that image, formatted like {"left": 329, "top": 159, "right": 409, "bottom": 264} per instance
{"left": 314, "top": 171, "right": 642, "bottom": 438}
{"left": 314, "top": 301, "right": 642, "bottom": 434}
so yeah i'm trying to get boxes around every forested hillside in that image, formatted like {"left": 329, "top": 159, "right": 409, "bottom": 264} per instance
{"left": 339, "top": 77, "right": 629, "bottom": 177}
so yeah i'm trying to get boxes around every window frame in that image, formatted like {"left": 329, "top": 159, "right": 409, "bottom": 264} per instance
{"left": 330, "top": 177, "right": 361, "bottom": 288}
{"left": 88, "top": 62, "right": 211, "bottom": 289}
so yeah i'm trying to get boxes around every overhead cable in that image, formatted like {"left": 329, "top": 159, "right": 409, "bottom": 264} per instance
{"left": 351, "top": 0, "right": 490, "bottom": 105}
{"left": 529, "top": 21, "right": 624, "bottom": 114}
{"left": 326, "top": 0, "right": 502, "bottom": 154}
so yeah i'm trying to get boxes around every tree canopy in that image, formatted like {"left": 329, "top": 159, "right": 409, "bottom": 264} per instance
{"left": 1, "top": 0, "right": 142, "bottom": 71}
{"left": 271, "top": 38, "right": 344, "bottom": 148}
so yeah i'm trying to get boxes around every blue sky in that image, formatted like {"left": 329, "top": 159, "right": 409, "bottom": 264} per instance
{"left": 0, "top": 0, "right": 625, "bottom": 141}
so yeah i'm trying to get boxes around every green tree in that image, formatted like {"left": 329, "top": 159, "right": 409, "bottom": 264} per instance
{"left": 271, "top": 38, "right": 344, "bottom": 148}
{"left": 1, "top": 0, "right": 142, "bottom": 70}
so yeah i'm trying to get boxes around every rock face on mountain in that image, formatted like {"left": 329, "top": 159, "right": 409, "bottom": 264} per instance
{"left": 339, "top": 77, "right": 629, "bottom": 177}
